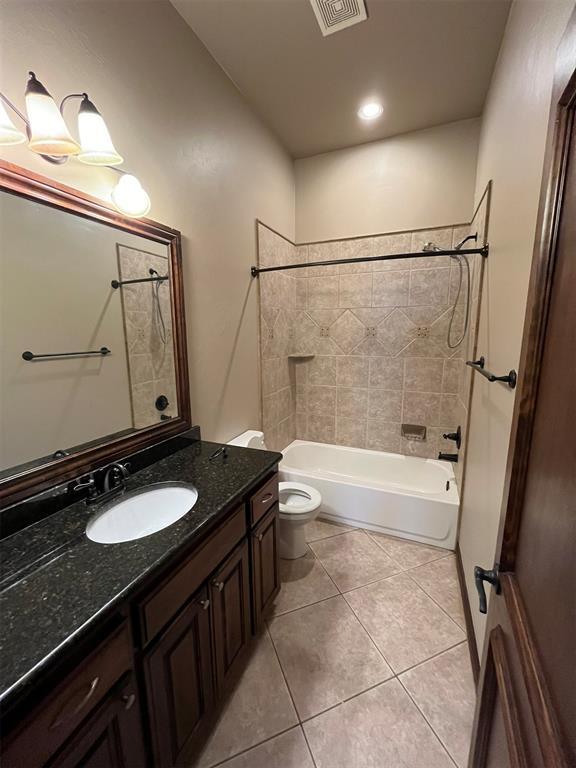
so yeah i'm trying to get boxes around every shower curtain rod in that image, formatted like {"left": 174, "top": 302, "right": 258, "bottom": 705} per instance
{"left": 250, "top": 244, "right": 489, "bottom": 277}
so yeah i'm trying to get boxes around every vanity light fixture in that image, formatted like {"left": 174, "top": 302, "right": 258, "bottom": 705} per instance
{"left": 111, "top": 172, "right": 151, "bottom": 218}
{"left": 77, "top": 94, "right": 123, "bottom": 166}
{"left": 357, "top": 101, "right": 384, "bottom": 120}
{"left": 0, "top": 72, "right": 149, "bottom": 216}
{"left": 25, "top": 72, "right": 81, "bottom": 157}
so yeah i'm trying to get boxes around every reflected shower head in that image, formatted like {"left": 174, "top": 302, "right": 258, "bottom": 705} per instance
{"left": 422, "top": 242, "right": 442, "bottom": 252}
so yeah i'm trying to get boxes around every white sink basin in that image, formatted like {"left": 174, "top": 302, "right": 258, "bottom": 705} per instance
{"left": 86, "top": 482, "right": 198, "bottom": 544}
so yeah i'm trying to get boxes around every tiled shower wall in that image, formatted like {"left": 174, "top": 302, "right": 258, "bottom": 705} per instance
{"left": 258, "top": 193, "right": 488, "bottom": 466}
{"left": 258, "top": 226, "right": 300, "bottom": 451}
{"left": 118, "top": 245, "right": 177, "bottom": 430}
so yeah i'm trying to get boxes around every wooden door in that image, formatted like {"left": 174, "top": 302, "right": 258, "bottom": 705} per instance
{"left": 251, "top": 504, "right": 281, "bottom": 630}
{"left": 47, "top": 676, "right": 146, "bottom": 768}
{"left": 210, "top": 540, "right": 252, "bottom": 693}
{"left": 145, "top": 589, "right": 214, "bottom": 768}
{"left": 468, "top": 17, "right": 576, "bottom": 768}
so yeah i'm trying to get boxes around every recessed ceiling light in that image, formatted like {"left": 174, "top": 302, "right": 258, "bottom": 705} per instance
{"left": 358, "top": 102, "right": 383, "bottom": 121}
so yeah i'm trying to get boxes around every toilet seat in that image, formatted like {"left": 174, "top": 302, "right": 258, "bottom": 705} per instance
{"left": 278, "top": 482, "right": 321, "bottom": 516}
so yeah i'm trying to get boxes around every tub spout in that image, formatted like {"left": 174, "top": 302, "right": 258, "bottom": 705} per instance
{"left": 438, "top": 452, "right": 458, "bottom": 463}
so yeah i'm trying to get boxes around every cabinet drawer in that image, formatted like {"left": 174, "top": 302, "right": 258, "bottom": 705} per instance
{"left": 249, "top": 473, "right": 279, "bottom": 527}
{"left": 139, "top": 505, "right": 246, "bottom": 644}
{"left": 3, "top": 623, "right": 132, "bottom": 767}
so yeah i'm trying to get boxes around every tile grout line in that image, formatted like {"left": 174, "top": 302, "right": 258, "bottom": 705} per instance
{"left": 339, "top": 590, "right": 396, "bottom": 673}
{"left": 404, "top": 567, "right": 468, "bottom": 635}
{"left": 397, "top": 675, "right": 461, "bottom": 768}
{"left": 264, "top": 625, "right": 320, "bottom": 768}
{"left": 203, "top": 724, "right": 304, "bottom": 768}
{"left": 396, "top": 638, "right": 470, "bottom": 677}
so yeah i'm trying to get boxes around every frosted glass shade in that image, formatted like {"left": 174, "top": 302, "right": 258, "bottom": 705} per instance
{"left": 77, "top": 97, "right": 123, "bottom": 166}
{"left": 25, "top": 73, "right": 80, "bottom": 156}
{"left": 111, "top": 174, "right": 151, "bottom": 218}
{"left": 0, "top": 100, "right": 26, "bottom": 145}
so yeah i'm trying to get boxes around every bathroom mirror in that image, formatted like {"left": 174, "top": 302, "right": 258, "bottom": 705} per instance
{"left": 0, "top": 161, "right": 191, "bottom": 506}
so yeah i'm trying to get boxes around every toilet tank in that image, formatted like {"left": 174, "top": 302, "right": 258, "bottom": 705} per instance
{"left": 227, "top": 430, "right": 267, "bottom": 450}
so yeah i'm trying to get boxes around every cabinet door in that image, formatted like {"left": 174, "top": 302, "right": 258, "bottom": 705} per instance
{"left": 252, "top": 504, "right": 281, "bottom": 631}
{"left": 210, "top": 541, "right": 252, "bottom": 693}
{"left": 47, "top": 676, "right": 146, "bottom": 768}
{"left": 145, "top": 590, "right": 214, "bottom": 768}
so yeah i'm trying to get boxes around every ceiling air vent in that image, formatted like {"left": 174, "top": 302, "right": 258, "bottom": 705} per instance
{"left": 309, "top": 0, "right": 368, "bottom": 36}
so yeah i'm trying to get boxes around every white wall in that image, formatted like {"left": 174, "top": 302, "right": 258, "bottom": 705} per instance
{"left": 459, "top": 0, "right": 574, "bottom": 651}
{"left": 295, "top": 119, "right": 480, "bottom": 242}
{"left": 0, "top": 0, "right": 295, "bottom": 443}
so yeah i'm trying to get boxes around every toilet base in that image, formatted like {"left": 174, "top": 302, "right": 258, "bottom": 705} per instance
{"left": 279, "top": 519, "right": 308, "bottom": 559}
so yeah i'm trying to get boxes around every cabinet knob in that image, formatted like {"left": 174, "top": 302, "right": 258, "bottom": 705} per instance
{"left": 255, "top": 533, "right": 264, "bottom": 542}
{"left": 199, "top": 598, "right": 210, "bottom": 610}
{"left": 121, "top": 693, "right": 136, "bottom": 711}
{"left": 213, "top": 581, "right": 225, "bottom": 592}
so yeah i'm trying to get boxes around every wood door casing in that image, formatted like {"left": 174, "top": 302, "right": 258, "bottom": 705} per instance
{"left": 145, "top": 591, "right": 214, "bottom": 768}
{"left": 251, "top": 504, "right": 281, "bottom": 630}
{"left": 210, "top": 540, "right": 252, "bottom": 693}
{"left": 469, "top": 14, "right": 576, "bottom": 767}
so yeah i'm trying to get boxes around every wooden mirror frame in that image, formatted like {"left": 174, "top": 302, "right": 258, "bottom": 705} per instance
{"left": 0, "top": 160, "right": 192, "bottom": 507}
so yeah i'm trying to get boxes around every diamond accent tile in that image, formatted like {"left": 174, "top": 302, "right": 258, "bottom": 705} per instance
{"left": 376, "top": 309, "right": 417, "bottom": 355}
{"left": 330, "top": 310, "right": 366, "bottom": 353}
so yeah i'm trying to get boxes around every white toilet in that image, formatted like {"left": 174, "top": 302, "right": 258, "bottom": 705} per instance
{"left": 227, "top": 430, "right": 322, "bottom": 559}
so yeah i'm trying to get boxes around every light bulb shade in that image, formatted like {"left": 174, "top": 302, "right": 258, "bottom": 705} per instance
{"left": 77, "top": 96, "right": 123, "bottom": 165}
{"left": 0, "top": 99, "right": 26, "bottom": 145}
{"left": 111, "top": 174, "right": 151, "bottom": 218}
{"left": 25, "top": 72, "right": 80, "bottom": 156}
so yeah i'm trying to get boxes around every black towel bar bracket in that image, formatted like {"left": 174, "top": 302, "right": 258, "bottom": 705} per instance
{"left": 22, "top": 347, "right": 111, "bottom": 361}
{"left": 466, "top": 356, "right": 517, "bottom": 389}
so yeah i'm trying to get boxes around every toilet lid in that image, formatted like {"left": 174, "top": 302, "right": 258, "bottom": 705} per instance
{"left": 278, "top": 481, "right": 322, "bottom": 515}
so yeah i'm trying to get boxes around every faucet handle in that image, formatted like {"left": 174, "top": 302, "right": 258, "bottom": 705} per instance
{"left": 71, "top": 473, "right": 98, "bottom": 499}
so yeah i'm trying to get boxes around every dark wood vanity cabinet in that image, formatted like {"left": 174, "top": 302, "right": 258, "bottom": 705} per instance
{"left": 211, "top": 541, "right": 252, "bottom": 693}
{"left": 145, "top": 588, "right": 214, "bottom": 768}
{"left": 251, "top": 504, "right": 281, "bottom": 631}
{"left": 46, "top": 676, "right": 146, "bottom": 768}
{"left": 2, "top": 624, "right": 146, "bottom": 768}
{"left": 1, "top": 471, "right": 281, "bottom": 768}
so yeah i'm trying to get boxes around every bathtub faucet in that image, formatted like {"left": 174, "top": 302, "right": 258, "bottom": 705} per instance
{"left": 438, "top": 452, "right": 458, "bottom": 463}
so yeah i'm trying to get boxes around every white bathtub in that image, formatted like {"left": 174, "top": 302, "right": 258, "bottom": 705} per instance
{"left": 280, "top": 440, "right": 459, "bottom": 550}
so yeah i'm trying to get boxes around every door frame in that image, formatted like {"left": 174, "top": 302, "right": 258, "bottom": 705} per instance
{"left": 469, "top": 12, "right": 576, "bottom": 767}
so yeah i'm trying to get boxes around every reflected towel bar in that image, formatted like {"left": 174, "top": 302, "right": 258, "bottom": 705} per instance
{"left": 22, "top": 347, "right": 111, "bottom": 361}
{"left": 111, "top": 276, "right": 168, "bottom": 289}
{"left": 466, "top": 357, "right": 517, "bottom": 389}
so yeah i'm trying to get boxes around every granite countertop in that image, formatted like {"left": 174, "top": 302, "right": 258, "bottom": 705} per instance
{"left": 0, "top": 440, "right": 281, "bottom": 712}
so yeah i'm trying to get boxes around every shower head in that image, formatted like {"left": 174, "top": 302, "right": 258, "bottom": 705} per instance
{"left": 455, "top": 233, "right": 478, "bottom": 250}
{"left": 422, "top": 242, "right": 442, "bottom": 252}
{"left": 149, "top": 267, "right": 160, "bottom": 277}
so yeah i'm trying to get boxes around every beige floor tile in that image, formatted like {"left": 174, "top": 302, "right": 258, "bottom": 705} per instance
{"left": 410, "top": 554, "right": 466, "bottom": 629}
{"left": 310, "top": 530, "right": 401, "bottom": 591}
{"left": 268, "top": 595, "right": 392, "bottom": 720}
{"left": 400, "top": 643, "right": 475, "bottom": 767}
{"left": 344, "top": 572, "right": 465, "bottom": 672}
{"left": 271, "top": 547, "right": 338, "bottom": 616}
{"left": 368, "top": 530, "right": 451, "bottom": 569}
{"left": 305, "top": 518, "right": 353, "bottom": 542}
{"left": 195, "top": 631, "right": 298, "bottom": 767}
{"left": 219, "top": 727, "right": 315, "bottom": 768}
{"left": 304, "top": 678, "right": 454, "bottom": 768}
